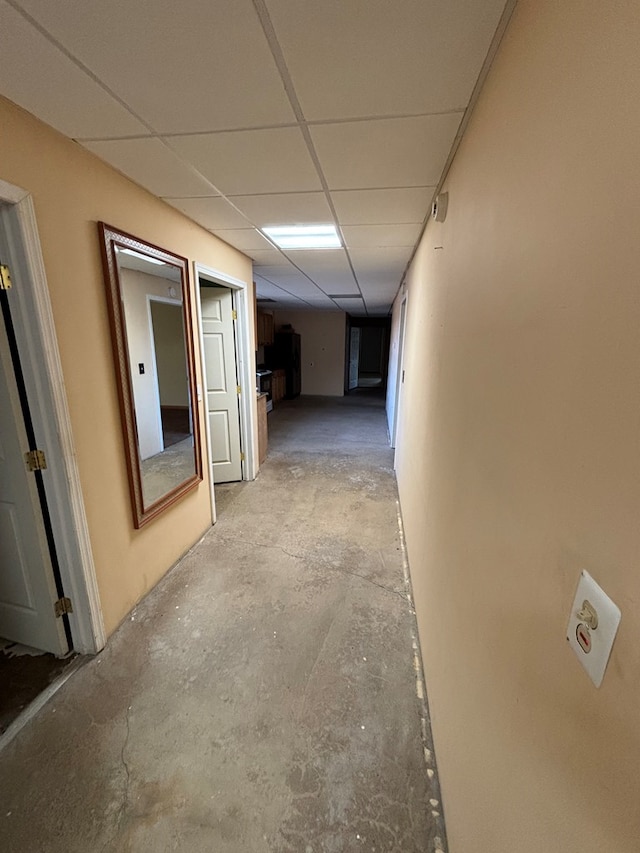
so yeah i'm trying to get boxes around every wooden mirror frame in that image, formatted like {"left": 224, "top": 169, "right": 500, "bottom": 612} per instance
{"left": 98, "top": 222, "right": 202, "bottom": 528}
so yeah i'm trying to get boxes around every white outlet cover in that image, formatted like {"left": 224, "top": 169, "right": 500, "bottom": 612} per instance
{"left": 567, "top": 570, "right": 621, "bottom": 687}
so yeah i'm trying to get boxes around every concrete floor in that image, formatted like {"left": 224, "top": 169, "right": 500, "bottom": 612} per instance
{"left": 0, "top": 394, "right": 446, "bottom": 853}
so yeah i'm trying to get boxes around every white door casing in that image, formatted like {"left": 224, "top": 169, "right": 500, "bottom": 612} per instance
{"left": 0, "top": 184, "right": 105, "bottom": 655}
{"left": 201, "top": 286, "right": 243, "bottom": 484}
{"left": 0, "top": 302, "right": 68, "bottom": 654}
{"left": 194, "top": 263, "right": 257, "bottom": 525}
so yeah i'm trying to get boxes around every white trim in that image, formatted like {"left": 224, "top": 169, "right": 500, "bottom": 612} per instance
{"left": 146, "top": 295, "right": 172, "bottom": 454}
{"left": 231, "top": 287, "right": 256, "bottom": 480}
{"left": 193, "top": 263, "right": 256, "bottom": 523}
{"left": 391, "top": 294, "right": 408, "bottom": 453}
{"left": 0, "top": 190, "right": 105, "bottom": 654}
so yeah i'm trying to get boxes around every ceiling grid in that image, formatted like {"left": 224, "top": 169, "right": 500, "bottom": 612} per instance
{"left": 0, "top": 0, "right": 511, "bottom": 314}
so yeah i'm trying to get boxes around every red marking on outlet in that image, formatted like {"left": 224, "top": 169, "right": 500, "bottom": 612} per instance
{"left": 576, "top": 624, "right": 592, "bottom": 653}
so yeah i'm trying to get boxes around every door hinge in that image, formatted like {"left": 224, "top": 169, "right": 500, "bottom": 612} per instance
{"left": 236, "top": 385, "right": 241, "bottom": 395}
{"left": 54, "top": 596, "right": 73, "bottom": 618}
{"left": 24, "top": 449, "right": 47, "bottom": 471}
{"left": 240, "top": 451, "right": 245, "bottom": 462}
{"left": 0, "top": 264, "right": 12, "bottom": 290}
{"left": 232, "top": 309, "right": 237, "bottom": 320}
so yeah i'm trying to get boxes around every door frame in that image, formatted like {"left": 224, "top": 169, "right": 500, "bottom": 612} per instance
{"left": 391, "top": 294, "right": 408, "bottom": 450}
{"left": 194, "top": 262, "right": 256, "bottom": 524}
{"left": 147, "top": 294, "right": 186, "bottom": 455}
{"left": 0, "top": 180, "right": 105, "bottom": 654}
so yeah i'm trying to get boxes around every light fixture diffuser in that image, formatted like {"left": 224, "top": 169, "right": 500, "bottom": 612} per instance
{"left": 262, "top": 224, "right": 341, "bottom": 250}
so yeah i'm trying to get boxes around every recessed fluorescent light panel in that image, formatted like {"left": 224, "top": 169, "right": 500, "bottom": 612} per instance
{"left": 262, "top": 224, "right": 341, "bottom": 250}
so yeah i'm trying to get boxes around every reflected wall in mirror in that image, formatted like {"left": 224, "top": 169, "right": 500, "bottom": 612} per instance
{"left": 98, "top": 223, "right": 202, "bottom": 528}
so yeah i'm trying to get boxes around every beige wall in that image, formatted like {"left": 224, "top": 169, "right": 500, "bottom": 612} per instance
{"left": 274, "top": 310, "right": 346, "bottom": 396}
{"left": 394, "top": 0, "right": 640, "bottom": 850}
{"left": 0, "top": 96, "right": 253, "bottom": 636}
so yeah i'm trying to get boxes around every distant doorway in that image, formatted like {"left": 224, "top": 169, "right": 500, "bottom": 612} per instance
{"left": 345, "top": 317, "right": 391, "bottom": 393}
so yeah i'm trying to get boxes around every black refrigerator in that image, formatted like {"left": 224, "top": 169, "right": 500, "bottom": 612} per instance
{"left": 268, "top": 332, "right": 301, "bottom": 399}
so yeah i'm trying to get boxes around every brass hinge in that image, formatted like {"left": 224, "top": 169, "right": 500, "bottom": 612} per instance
{"left": 24, "top": 449, "right": 47, "bottom": 471}
{"left": 0, "top": 264, "right": 12, "bottom": 290}
{"left": 240, "top": 452, "right": 245, "bottom": 462}
{"left": 232, "top": 309, "right": 237, "bottom": 320}
{"left": 54, "top": 596, "right": 73, "bottom": 618}
{"left": 236, "top": 385, "right": 241, "bottom": 395}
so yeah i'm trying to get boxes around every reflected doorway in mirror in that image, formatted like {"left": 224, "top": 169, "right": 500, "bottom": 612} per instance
{"left": 98, "top": 223, "right": 203, "bottom": 528}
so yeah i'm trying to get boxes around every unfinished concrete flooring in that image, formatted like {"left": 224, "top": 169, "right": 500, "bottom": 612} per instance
{"left": 0, "top": 394, "right": 446, "bottom": 852}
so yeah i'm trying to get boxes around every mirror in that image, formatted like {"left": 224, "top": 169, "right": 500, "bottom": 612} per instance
{"left": 98, "top": 223, "right": 202, "bottom": 528}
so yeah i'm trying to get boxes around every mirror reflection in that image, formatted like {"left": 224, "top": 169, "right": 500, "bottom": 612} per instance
{"left": 115, "top": 247, "right": 195, "bottom": 507}
{"left": 99, "top": 224, "right": 202, "bottom": 528}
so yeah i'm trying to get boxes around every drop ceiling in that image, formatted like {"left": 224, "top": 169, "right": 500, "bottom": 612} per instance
{"left": 0, "top": 0, "right": 509, "bottom": 315}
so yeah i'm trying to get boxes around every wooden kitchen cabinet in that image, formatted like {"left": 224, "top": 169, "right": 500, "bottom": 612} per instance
{"left": 256, "top": 310, "right": 274, "bottom": 347}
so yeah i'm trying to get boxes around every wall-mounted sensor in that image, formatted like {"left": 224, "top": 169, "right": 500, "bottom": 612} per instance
{"left": 432, "top": 192, "right": 449, "bottom": 222}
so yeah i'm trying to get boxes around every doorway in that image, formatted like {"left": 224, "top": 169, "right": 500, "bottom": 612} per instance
{"left": 345, "top": 317, "right": 391, "bottom": 394}
{"left": 199, "top": 283, "right": 243, "bottom": 485}
{"left": 390, "top": 296, "right": 407, "bottom": 450}
{"left": 194, "top": 263, "right": 257, "bottom": 524}
{"left": 0, "top": 184, "right": 104, "bottom": 735}
{"left": 149, "top": 298, "right": 191, "bottom": 450}
{"left": 0, "top": 285, "right": 70, "bottom": 656}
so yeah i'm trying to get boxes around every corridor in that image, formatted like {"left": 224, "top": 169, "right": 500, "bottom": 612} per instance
{"left": 0, "top": 395, "right": 445, "bottom": 853}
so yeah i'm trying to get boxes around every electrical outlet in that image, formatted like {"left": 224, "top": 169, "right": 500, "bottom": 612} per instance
{"left": 566, "top": 571, "right": 621, "bottom": 687}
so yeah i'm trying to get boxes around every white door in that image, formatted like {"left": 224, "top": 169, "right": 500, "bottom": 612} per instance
{"left": 349, "top": 326, "right": 360, "bottom": 390}
{"left": 0, "top": 303, "right": 68, "bottom": 655}
{"left": 200, "top": 286, "right": 242, "bottom": 483}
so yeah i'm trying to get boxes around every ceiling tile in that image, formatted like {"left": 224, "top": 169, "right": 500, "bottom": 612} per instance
{"left": 254, "top": 276, "right": 289, "bottom": 297}
{"left": 331, "top": 188, "right": 435, "bottom": 225}
{"left": 250, "top": 249, "right": 289, "bottom": 267}
{"left": 265, "top": 0, "right": 507, "bottom": 121}
{"left": 252, "top": 264, "right": 303, "bottom": 278}
{"left": 304, "top": 296, "right": 340, "bottom": 309}
{"left": 169, "top": 128, "right": 322, "bottom": 195}
{"left": 364, "top": 307, "right": 392, "bottom": 317}
{"left": 164, "top": 197, "right": 252, "bottom": 230}
{"left": 350, "top": 247, "right": 413, "bottom": 276}
{"left": 285, "top": 249, "right": 358, "bottom": 291}
{"left": 211, "top": 228, "right": 274, "bottom": 253}
{"left": 359, "top": 280, "right": 404, "bottom": 295}
{"left": 310, "top": 274, "right": 358, "bottom": 292}
{"left": 230, "top": 192, "right": 333, "bottom": 228}
{"left": 81, "top": 138, "right": 216, "bottom": 197}
{"left": 310, "top": 114, "right": 462, "bottom": 190}
{"left": 15, "top": 0, "right": 295, "bottom": 133}
{"left": 284, "top": 249, "right": 350, "bottom": 271}
{"left": 341, "top": 224, "right": 422, "bottom": 249}
{"left": 256, "top": 272, "right": 323, "bottom": 299}
{"left": 0, "top": 1, "right": 146, "bottom": 138}
{"left": 333, "top": 297, "right": 366, "bottom": 313}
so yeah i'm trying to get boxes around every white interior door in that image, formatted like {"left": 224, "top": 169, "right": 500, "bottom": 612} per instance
{"left": 200, "top": 286, "right": 242, "bottom": 483}
{"left": 349, "top": 326, "right": 360, "bottom": 390}
{"left": 0, "top": 302, "right": 68, "bottom": 655}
